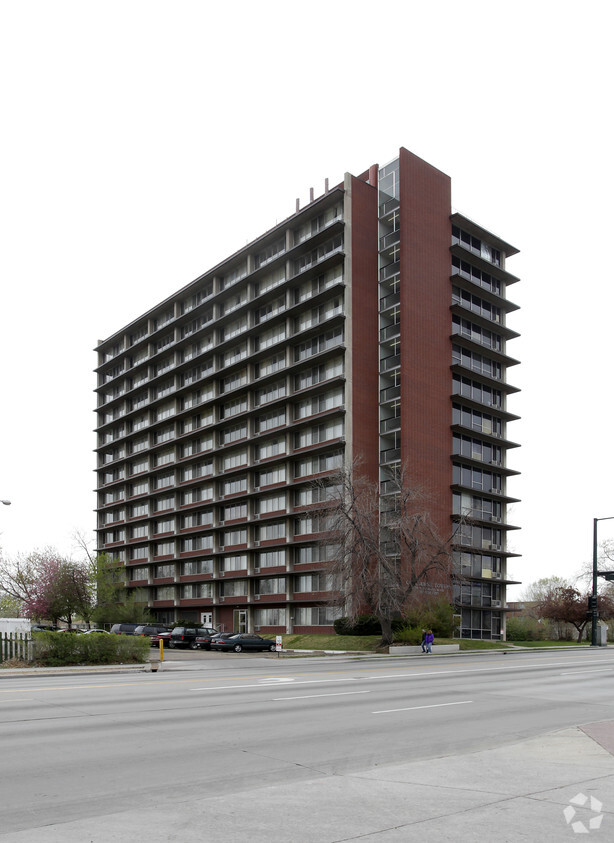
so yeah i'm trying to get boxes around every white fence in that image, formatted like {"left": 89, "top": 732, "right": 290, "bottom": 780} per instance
{"left": 0, "top": 631, "right": 33, "bottom": 662}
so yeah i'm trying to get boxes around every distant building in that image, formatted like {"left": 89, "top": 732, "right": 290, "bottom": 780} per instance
{"left": 94, "top": 147, "right": 520, "bottom": 639}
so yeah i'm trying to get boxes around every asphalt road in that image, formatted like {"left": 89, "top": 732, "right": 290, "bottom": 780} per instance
{"left": 2, "top": 648, "right": 614, "bottom": 840}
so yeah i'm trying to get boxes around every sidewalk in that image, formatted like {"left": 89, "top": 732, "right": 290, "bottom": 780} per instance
{"left": 4, "top": 719, "right": 614, "bottom": 841}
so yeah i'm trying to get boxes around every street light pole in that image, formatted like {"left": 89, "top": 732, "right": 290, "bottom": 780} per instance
{"left": 592, "top": 516, "right": 614, "bottom": 646}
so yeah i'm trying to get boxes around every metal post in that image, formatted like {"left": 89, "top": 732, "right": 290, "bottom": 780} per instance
{"left": 592, "top": 516, "right": 614, "bottom": 647}
{"left": 592, "top": 518, "right": 599, "bottom": 647}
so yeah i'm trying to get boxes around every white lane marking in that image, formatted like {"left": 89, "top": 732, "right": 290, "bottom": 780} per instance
{"left": 0, "top": 698, "right": 33, "bottom": 702}
{"left": 258, "top": 677, "right": 296, "bottom": 684}
{"left": 273, "top": 691, "right": 370, "bottom": 701}
{"left": 190, "top": 658, "right": 614, "bottom": 693}
{"left": 560, "top": 668, "right": 614, "bottom": 675}
{"left": 373, "top": 700, "right": 473, "bottom": 714}
{"left": 191, "top": 678, "right": 356, "bottom": 691}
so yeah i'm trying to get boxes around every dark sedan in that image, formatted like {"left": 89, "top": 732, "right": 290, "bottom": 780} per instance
{"left": 210, "top": 633, "right": 278, "bottom": 653}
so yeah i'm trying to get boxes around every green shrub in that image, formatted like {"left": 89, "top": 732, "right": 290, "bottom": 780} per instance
{"left": 403, "top": 599, "right": 455, "bottom": 638}
{"left": 32, "top": 632, "right": 150, "bottom": 666}
{"left": 334, "top": 615, "right": 382, "bottom": 635}
{"left": 392, "top": 625, "right": 422, "bottom": 645}
{"left": 505, "top": 616, "right": 547, "bottom": 641}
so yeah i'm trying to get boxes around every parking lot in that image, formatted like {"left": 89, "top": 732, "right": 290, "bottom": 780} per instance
{"left": 153, "top": 643, "right": 282, "bottom": 660}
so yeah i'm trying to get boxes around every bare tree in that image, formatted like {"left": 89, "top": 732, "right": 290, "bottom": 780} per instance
{"left": 314, "top": 462, "right": 457, "bottom": 646}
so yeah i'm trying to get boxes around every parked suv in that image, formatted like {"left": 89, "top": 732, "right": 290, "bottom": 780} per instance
{"left": 109, "top": 623, "right": 139, "bottom": 636}
{"left": 133, "top": 624, "right": 171, "bottom": 646}
{"left": 169, "top": 627, "right": 218, "bottom": 649}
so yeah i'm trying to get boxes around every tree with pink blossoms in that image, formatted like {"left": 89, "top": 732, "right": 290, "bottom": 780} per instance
{"left": 0, "top": 549, "right": 94, "bottom": 627}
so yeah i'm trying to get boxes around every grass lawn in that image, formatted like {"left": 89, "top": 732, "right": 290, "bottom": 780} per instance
{"left": 277, "top": 635, "right": 592, "bottom": 652}
{"left": 279, "top": 634, "right": 509, "bottom": 652}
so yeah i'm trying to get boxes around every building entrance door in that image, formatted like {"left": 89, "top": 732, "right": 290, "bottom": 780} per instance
{"left": 233, "top": 609, "right": 247, "bottom": 633}
{"left": 200, "top": 612, "right": 213, "bottom": 627}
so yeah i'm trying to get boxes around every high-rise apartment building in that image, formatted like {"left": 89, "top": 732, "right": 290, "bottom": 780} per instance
{"left": 94, "top": 147, "right": 520, "bottom": 640}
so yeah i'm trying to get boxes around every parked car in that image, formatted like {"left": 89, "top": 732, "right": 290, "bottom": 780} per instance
{"left": 57, "top": 628, "right": 84, "bottom": 633}
{"left": 30, "top": 624, "right": 58, "bottom": 632}
{"left": 109, "top": 623, "right": 139, "bottom": 636}
{"left": 155, "top": 631, "right": 172, "bottom": 646}
{"left": 210, "top": 633, "right": 277, "bottom": 653}
{"left": 83, "top": 628, "right": 110, "bottom": 634}
{"left": 133, "top": 624, "right": 171, "bottom": 646}
{"left": 191, "top": 628, "right": 223, "bottom": 650}
{"left": 168, "top": 627, "right": 219, "bottom": 649}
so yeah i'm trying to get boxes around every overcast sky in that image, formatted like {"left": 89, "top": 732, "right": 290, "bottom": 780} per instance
{"left": 1, "top": 1, "right": 612, "bottom": 599}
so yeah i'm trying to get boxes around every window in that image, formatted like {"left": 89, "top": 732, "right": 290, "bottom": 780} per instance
{"left": 452, "top": 404, "right": 503, "bottom": 437}
{"left": 155, "top": 449, "right": 175, "bottom": 467}
{"left": 154, "top": 517, "right": 174, "bottom": 534}
{"left": 256, "top": 464, "right": 286, "bottom": 487}
{"left": 182, "top": 582, "right": 213, "bottom": 598}
{"left": 130, "top": 480, "right": 149, "bottom": 496}
{"left": 257, "top": 521, "right": 286, "bottom": 541}
{"left": 254, "top": 607, "right": 286, "bottom": 625}
{"left": 256, "top": 436, "right": 286, "bottom": 460}
{"left": 294, "top": 573, "right": 335, "bottom": 592}
{"left": 295, "top": 419, "right": 343, "bottom": 448}
{"left": 256, "top": 264, "right": 285, "bottom": 293}
{"left": 257, "top": 323, "right": 286, "bottom": 351}
{"left": 220, "top": 580, "right": 248, "bottom": 597}
{"left": 155, "top": 494, "right": 175, "bottom": 511}
{"left": 257, "top": 493, "right": 286, "bottom": 515}
{"left": 155, "top": 542, "right": 175, "bottom": 557}
{"left": 221, "top": 369, "right": 247, "bottom": 393}
{"left": 223, "top": 502, "right": 247, "bottom": 521}
{"left": 156, "top": 425, "right": 175, "bottom": 444}
{"left": 221, "top": 423, "right": 248, "bottom": 444}
{"left": 294, "top": 234, "right": 343, "bottom": 273}
{"left": 452, "top": 345, "right": 502, "bottom": 380}
{"left": 255, "top": 380, "right": 286, "bottom": 406}
{"left": 155, "top": 563, "right": 174, "bottom": 578}
{"left": 256, "top": 409, "right": 286, "bottom": 432}
{"left": 293, "top": 606, "right": 342, "bottom": 625}
{"left": 223, "top": 450, "right": 248, "bottom": 471}
{"left": 256, "top": 549, "right": 286, "bottom": 568}
{"left": 256, "top": 296, "right": 285, "bottom": 324}
{"left": 294, "top": 484, "right": 337, "bottom": 507}
{"left": 221, "top": 395, "right": 248, "bottom": 418}
{"left": 452, "top": 375, "right": 502, "bottom": 408}
{"left": 180, "top": 510, "right": 213, "bottom": 528}
{"left": 222, "top": 528, "right": 247, "bottom": 547}
{"left": 220, "top": 262, "right": 247, "bottom": 289}
{"left": 222, "top": 343, "right": 248, "bottom": 367}
{"left": 294, "top": 327, "right": 344, "bottom": 362}
{"left": 221, "top": 291, "right": 247, "bottom": 316}
{"left": 295, "top": 357, "right": 343, "bottom": 391}
{"left": 256, "top": 577, "right": 286, "bottom": 595}
{"left": 181, "top": 485, "right": 213, "bottom": 504}
{"left": 255, "top": 352, "right": 286, "bottom": 378}
{"left": 452, "top": 434, "right": 502, "bottom": 466}
{"left": 255, "top": 237, "right": 285, "bottom": 269}
{"left": 182, "top": 558, "right": 213, "bottom": 575}
{"left": 222, "top": 475, "right": 247, "bottom": 496}
{"left": 220, "top": 554, "right": 247, "bottom": 571}
{"left": 155, "top": 472, "right": 174, "bottom": 489}
{"left": 295, "top": 544, "right": 338, "bottom": 564}
{"left": 181, "top": 535, "right": 213, "bottom": 553}
{"left": 294, "top": 389, "right": 344, "bottom": 421}
{"left": 294, "top": 515, "right": 332, "bottom": 535}
{"left": 130, "top": 566, "right": 149, "bottom": 580}
{"left": 221, "top": 315, "right": 247, "bottom": 341}
{"left": 130, "top": 524, "right": 148, "bottom": 539}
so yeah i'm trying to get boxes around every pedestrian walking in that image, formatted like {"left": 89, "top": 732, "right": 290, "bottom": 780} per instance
{"left": 425, "top": 629, "right": 434, "bottom": 654}
{"left": 421, "top": 629, "right": 427, "bottom": 653}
